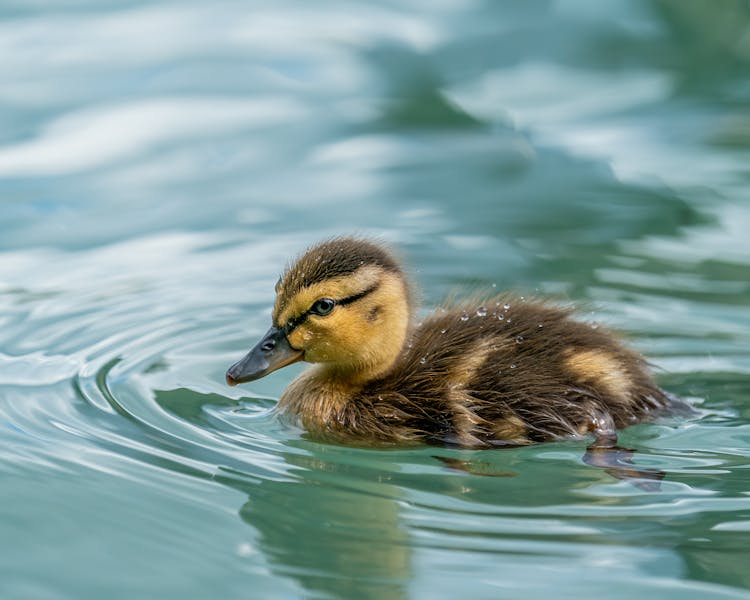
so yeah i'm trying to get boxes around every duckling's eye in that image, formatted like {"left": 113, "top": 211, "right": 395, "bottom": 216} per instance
{"left": 310, "top": 298, "right": 335, "bottom": 316}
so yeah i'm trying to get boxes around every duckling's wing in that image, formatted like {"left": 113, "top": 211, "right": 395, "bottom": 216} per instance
{"left": 382, "top": 298, "right": 670, "bottom": 445}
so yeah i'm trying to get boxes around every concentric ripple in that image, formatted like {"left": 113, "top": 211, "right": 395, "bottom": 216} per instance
{"left": 1, "top": 224, "right": 749, "bottom": 599}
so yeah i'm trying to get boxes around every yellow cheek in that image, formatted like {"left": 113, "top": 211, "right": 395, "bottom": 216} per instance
{"left": 292, "top": 314, "right": 365, "bottom": 363}
{"left": 287, "top": 322, "right": 339, "bottom": 362}
{"left": 287, "top": 327, "right": 312, "bottom": 351}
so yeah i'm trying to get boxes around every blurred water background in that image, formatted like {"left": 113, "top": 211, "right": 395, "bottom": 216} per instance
{"left": 1, "top": 1, "right": 750, "bottom": 598}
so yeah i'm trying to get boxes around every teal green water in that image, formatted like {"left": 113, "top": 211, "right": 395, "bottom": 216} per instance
{"left": 2, "top": 1, "right": 750, "bottom": 598}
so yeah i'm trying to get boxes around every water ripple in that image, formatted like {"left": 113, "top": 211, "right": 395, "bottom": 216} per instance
{"left": 2, "top": 1, "right": 750, "bottom": 597}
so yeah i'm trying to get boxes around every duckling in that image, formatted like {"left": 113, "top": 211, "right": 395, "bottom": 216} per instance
{"left": 226, "top": 237, "right": 671, "bottom": 448}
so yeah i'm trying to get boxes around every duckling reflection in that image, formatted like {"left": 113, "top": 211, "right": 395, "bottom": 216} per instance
{"left": 149, "top": 387, "right": 666, "bottom": 599}
{"left": 235, "top": 448, "right": 411, "bottom": 600}
{"left": 227, "top": 237, "right": 673, "bottom": 454}
{"left": 150, "top": 386, "right": 411, "bottom": 599}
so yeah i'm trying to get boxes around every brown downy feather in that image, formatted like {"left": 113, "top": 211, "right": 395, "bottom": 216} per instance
{"left": 308, "top": 296, "right": 670, "bottom": 447}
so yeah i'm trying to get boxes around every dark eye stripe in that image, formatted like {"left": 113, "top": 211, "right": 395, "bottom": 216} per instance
{"left": 335, "top": 283, "right": 379, "bottom": 307}
{"left": 281, "top": 282, "right": 380, "bottom": 335}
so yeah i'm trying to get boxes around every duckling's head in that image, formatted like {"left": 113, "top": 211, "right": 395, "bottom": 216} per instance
{"left": 226, "top": 237, "right": 413, "bottom": 386}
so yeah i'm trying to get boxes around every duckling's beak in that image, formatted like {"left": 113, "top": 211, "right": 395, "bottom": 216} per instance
{"left": 226, "top": 326, "right": 303, "bottom": 386}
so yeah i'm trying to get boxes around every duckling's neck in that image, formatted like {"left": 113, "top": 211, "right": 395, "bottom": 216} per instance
{"left": 278, "top": 348, "right": 406, "bottom": 428}
{"left": 327, "top": 358, "right": 397, "bottom": 387}
{"left": 276, "top": 365, "right": 358, "bottom": 432}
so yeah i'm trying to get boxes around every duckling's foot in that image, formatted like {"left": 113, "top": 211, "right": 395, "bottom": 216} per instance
{"left": 583, "top": 431, "right": 664, "bottom": 492}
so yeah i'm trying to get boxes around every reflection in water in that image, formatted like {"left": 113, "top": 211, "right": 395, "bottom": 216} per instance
{"left": 149, "top": 389, "right": 673, "bottom": 599}
{"left": 154, "top": 386, "right": 409, "bottom": 599}
{"left": 32, "top": 356, "right": 750, "bottom": 599}
{"left": 582, "top": 443, "right": 664, "bottom": 492}
{"left": 236, "top": 452, "right": 411, "bottom": 600}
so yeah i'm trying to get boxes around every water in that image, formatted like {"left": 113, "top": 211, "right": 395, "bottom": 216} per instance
{"left": 2, "top": 1, "right": 750, "bottom": 598}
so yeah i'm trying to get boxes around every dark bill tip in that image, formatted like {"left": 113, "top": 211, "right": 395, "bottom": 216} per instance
{"left": 225, "top": 326, "right": 303, "bottom": 385}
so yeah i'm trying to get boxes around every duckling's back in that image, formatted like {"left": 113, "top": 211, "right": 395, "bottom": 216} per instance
{"left": 350, "top": 297, "right": 670, "bottom": 447}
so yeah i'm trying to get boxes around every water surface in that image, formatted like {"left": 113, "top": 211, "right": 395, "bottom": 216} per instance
{"left": 2, "top": 1, "right": 750, "bottom": 598}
